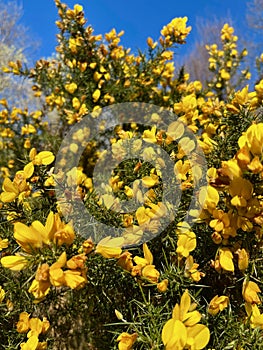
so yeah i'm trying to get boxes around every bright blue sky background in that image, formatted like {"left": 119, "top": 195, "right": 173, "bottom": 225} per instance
{"left": 20, "top": 0, "right": 250, "bottom": 60}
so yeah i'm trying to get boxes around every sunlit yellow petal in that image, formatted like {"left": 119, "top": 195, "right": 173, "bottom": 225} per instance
{"left": 1, "top": 255, "right": 28, "bottom": 271}
{"left": 186, "top": 324, "right": 210, "bottom": 349}
{"left": 23, "top": 162, "right": 34, "bottom": 179}
{"left": 0, "top": 191, "right": 17, "bottom": 202}
{"left": 219, "top": 248, "right": 234, "bottom": 272}
{"left": 20, "top": 335, "right": 39, "bottom": 350}
{"left": 143, "top": 243, "right": 153, "bottom": 265}
{"left": 64, "top": 270, "right": 86, "bottom": 289}
{"left": 162, "top": 319, "right": 187, "bottom": 349}
{"left": 36, "top": 151, "right": 55, "bottom": 165}
{"left": 2, "top": 177, "right": 18, "bottom": 193}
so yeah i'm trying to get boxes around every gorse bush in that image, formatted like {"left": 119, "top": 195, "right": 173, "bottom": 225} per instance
{"left": 0, "top": 1, "right": 263, "bottom": 349}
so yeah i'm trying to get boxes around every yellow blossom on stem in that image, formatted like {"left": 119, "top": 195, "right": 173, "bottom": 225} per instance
{"left": 176, "top": 230, "right": 196, "bottom": 259}
{"left": 13, "top": 211, "right": 75, "bottom": 253}
{"left": 95, "top": 236, "right": 124, "bottom": 258}
{"left": 184, "top": 255, "right": 205, "bottom": 282}
{"left": 238, "top": 123, "right": 263, "bottom": 155}
{"left": 236, "top": 248, "right": 249, "bottom": 272}
{"left": 20, "top": 335, "right": 39, "bottom": 350}
{"left": 218, "top": 247, "right": 234, "bottom": 272}
{"left": 117, "top": 251, "right": 134, "bottom": 272}
{"left": 49, "top": 252, "right": 87, "bottom": 290}
{"left": 245, "top": 302, "right": 263, "bottom": 329}
{"left": 0, "top": 237, "right": 8, "bottom": 250}
{"left": 162, "top": 290, "right": 210, "bottom": 349}
{"left": 65, "top": 82, "right": 77, "bottom": 94}
{"left": 17, "top": 312, "right": 30, "bottom": 333}
{"left": 157, "top": 279, "right": 169, "bottom": 292}
{"left": 242, "top": 280, "right": 261, "bottom": 304}
{"left": 0, "top": 171, "right": 31, "bottom": 203}
{"left": 117, "top": 332, "right": 138, "bottom": 350}
{"left": 208, "top": 295, "right": 229, "bottom": 315}
{"left": 160, "top": 17, "right": 191, "bottom": 45}
{"left": 28, "top": 263, "right": 51, "bottom": 301}
{"left": 199, "top": 185, "right": 219, "bottom": 213}
{"left": 0, "top": 286, "right": 5, "bottom": 303}
{"left": 92, "top": 89, "right": 101, "bottom": 102}
{"left": 229, "top": 177, "right": 253, "bottom": 208}
{"left": 1, "top": 255, "right": 28, "bottom": 271}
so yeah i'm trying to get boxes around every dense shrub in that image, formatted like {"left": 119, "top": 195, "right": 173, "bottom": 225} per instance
{"left": 0, "top": 1, "right": 263, "bottom": 349}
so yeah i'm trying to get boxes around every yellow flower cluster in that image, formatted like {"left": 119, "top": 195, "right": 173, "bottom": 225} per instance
{"left": 160, "top": 17, "right": 192, "bottom": 46}
{"left": 16, "top": 312, "right": 50, "bottom": 349}
{"left": 162, "top": 290, "right": 210, "bottom": 349}
{"left": 0, "top": 211, "right": 90, "bottom": 302}
{"left": 1, "top": 1, "right": 263, "bottom": 348}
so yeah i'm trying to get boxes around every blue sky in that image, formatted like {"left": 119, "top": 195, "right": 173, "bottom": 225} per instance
{"left": 20, "top": 0, "right": 249, "bottom": 60}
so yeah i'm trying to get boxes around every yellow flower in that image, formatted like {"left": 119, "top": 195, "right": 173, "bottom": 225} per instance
{"left": 142, "top": 126, "right": 157, "bottom": 143}
{"left": 236, "top": 146, "right": 251, "bottom": 169}
{"left": 220, "top": 159, "right": 242, "bottom": 180}
{"left": 131, "top": 243, "right": 161, "bottom": 284}
{"left": 238, "top": 123, "right": 263, "bottom": 155}
{"left": 29, "top": 148, "right": 55, "bottom": 166}
{"left": 162, "top": 319, "right": 187, "bottom": 350}
{"left": 162, "top": 290, "right": 210, "bottom": 349}
{"left": 141, "top": 173, "right": 159, "bottom": 188}
{"left": 167, "top": 120, "right": 185, "bottom": 141}
{"left": 21, "top": 124, "right": 37, "bottom": 135}
{"left": 157, "top": 279, "right": 169, "bottom": 292}
{"left": 81, "top": 238, "right": 94, "bottom": 255}
{"left": 72, "top": 96, "right": 81, "bottom": 109}
{"left": 229, "top": 177, "right": 253, "bottom": 208}
{"left": 174, "top": 160, "right": 191, "bottom": 181}
{"left": 65, "top": 82, "right": 77, "bottom": 94}
{"left": 14, "top": 222, "right": 46, "bottom": 252}
{"left": 95, "top": 236, "right": 124, "bottom": 258}
{"left": 28, "top": 317, "right": 44, "bottom": 337}
{"left": 92, "top": 89, "right": 101, "bottom": 102}
{"left": 28, "top": 264, "right": 51, "bottom": 301}
{"left": 0, "top": 286, "right": 5, "bottom": 303}
{"left": 176, "top": 230, "right": 196, "bottom": 259}
{"left": 147, "top": 37, "right": 157, "bottom": 49}
{"left": 63, "top": 269, "right": 87, "bottom": 289}
{"left": 242, "top": 280, "right": 261, "bottom": 304}
{"left": 245, "top": 302, "right": 263, "bottom": 329}
{"left": 0, "top": 237, "right": 8, "bottom": 250}
{"left": 17, "top": 312, "right": 30, "bottom": 333}
{"left": 135, "top": 206, "right": 151, "bottom": 226}
{"left": 218, "top": 248, "right": 234, "bottom": 272}
{"left": 208, "top": 295, "right": 229, "bottom": 315}
{"left": 186, "top": 324, "right": 211, "bottom": 350}
{"left": 161, "top": 17, "right": 191, "bottom": 44}
{"left": 0, "top": 172, "right": 31, "bottom": 203}
{"left": 142, "top": 264, "right": 160, "bottom": 283}
{"left": 74, "top": 4, "right": 83, "bottom": 14}
{"left": 184, "top": 255, "right": 205, "bottom": 282}
{"left": 248, "top": 156, "right": 263, "bottom": 174}
{"left": 220, "top": 69, "right": 230, "bottom": 80}
{"left": 49, "top": 252, "right": 87, "bottom": 289}
{"left": 1, "top": 255, "right": 28, "bottom": 271}
{"left": 117, "top": 251, "right": 134, "bottom": 272}
{"left": 52, "top": 213, "right": 75, "bottom": 246}
{"left": 20, "top": 335, "right": 39, "bottom": 350}
{"left": 199, "top": 185, "right": 219, "bottom": 213}
{"left": 14, "top": 212, "right": 75, "bottom": 253}
{"left": 209, "top": 209, "right": 230, "bottom": 232}
{"left": 236, "top": 248, "right": 249, "bottom": 272}
{"left": 117, "top": 332, "right": 138, "bottom": 350}
{"left": 221, "top": 23, "right": 234, "bottom": 41}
